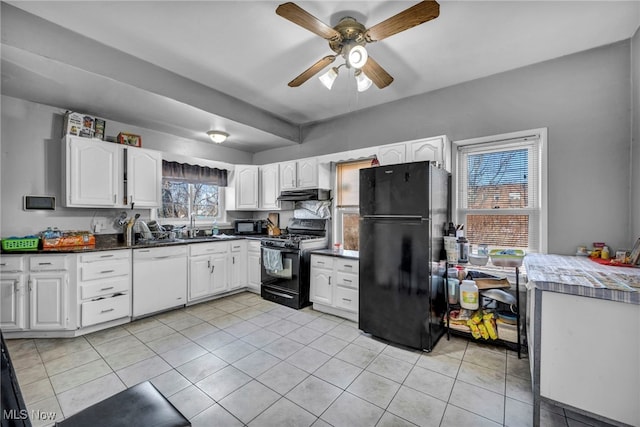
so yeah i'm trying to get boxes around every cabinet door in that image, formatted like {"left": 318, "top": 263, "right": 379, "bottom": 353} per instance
{"left": 247, "top": 250, "right": 261, "bottom": 293}
{"left": 67, "top": 137, "right": 121, "bottom": 207}
{"left": 189, "top": 256, "right": 213, "bottom": 301}
{"left": 0, "top": 274, "right": 25, "bottom": 331}
{"left": 408, "top": 137, "right": 443, "bottom": 164}
{"left": 310, "top": 268, "right": 333, "bottom": 306}
{"left": 210, "top": 253, "right": 228, "bottom": 294}
{"left": 280, "top": 161, "right": 297, "bottom": 190}
{"left": 235, "top": 165, "right": 260, "bottom": 209}
{"left": 297, "top": 159, "right": 318, "bottom": 188}
{"left": 127, "top": 147, "right": 162, "bottom": 208}
{"left": 229, "top": 253, "right": 246, "bottom": 291}
{"left": 29, "top": 272, "right": 68, "bottom": 330}
{"left": 377, "top": 143, "right": 406, "bottom": 166}
{"left": 260, "top": 164, "right": 280, "bottom": 209}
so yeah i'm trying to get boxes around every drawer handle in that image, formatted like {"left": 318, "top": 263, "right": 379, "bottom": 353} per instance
{"left": 344, "top": 265, "right": 353, "bottom": 268}
{"left": 317, "top": 261, "right": 324, "bottom": 265}
{"left": 101, "top": 308, "right": 115, "bottom": 314}
{"left": 0, "top": 263, "right": 6, "bottom": 266}
{"left": 342, "top": 298, "right": 352, "bottom": 302}
{"left": 100, "top": 270, "right": 115, "bottom": 274}
{"left": 100, "top": 254, "right": 115, "bottom": 258}
{"left": 38, "top": 262, "right": 53, "bottom": 265}
{"left": 343, "top": 279, "right": 352, "bottom": 283}
{"left": 100, "top": 286, "right": 115, "bottom": 291}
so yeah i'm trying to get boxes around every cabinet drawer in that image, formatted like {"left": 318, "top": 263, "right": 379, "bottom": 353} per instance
{"left": 248, "top": 241, "right": 261, "bottom": 252}
{"left": 79, "top": 250, "right": 130, "bottom": 263}
{"left": 81, "top": 294, "right": 130, "bottom": 327}
{"left": 0, "top": 256, "right": 24, "bottom": 272}
{"left": 336, "top": 272, "right": 358, "bottom": 289}
{"left": 29, "top": 256, "right": 68, "bottom": 271}
{"left": 81, "top": 260, "right": 130, "bottom": 281}
{"left": 190, "top": 242, "right": 228, "bottom": 256}
{"left": 80, "top": 277, "right": 130, "bottom": 300}
{"left": 311, "top": 255, "right": 333, "bottom": 269}
{"left": 230, "top": 241, "right": 245, "bottom": 252}
{"left": 336, "top": 259, "right": 358, "bottom": 273}
{"left": 334, "top": 287, "right": 358, "bottom": 312}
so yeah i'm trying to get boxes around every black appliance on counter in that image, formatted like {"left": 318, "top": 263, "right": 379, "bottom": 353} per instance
{"left": 261, "top": 218, "right": 327, "bottom": 309}
{"left": 234, "top": 219, "right": 265, "bottom": 235}
{"left": 359, "top": 161, "right": 449, "bottom": 351}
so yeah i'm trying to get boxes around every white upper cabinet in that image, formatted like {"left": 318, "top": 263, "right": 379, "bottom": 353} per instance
{"left": 126, "top": 147, "right": 162, "bottom": 208}
{"left": 377, "top": 143, "right": 406, "bottom": 166}
{"left": 235, "top": 165, "right": 260, "bottom": 210}
{"left": 260, "top": 163, "right": 280, "bottom": 210}
{"left": 63, "top": 136, "right": 162, "bottom": 208}
{"left": 64, "top": 136, "right": 122, "bottom": 207}
{"left": 280, "top": 159, "right": 318, "bottom": 190}
{"left": 407, "top": 136, "right": 449, "bottom": 169}
{"left": 280, "top": 161, "right": 297, "bottom": 190}
{"left": 297, "top": 159, "right": 318, "bottom": 188}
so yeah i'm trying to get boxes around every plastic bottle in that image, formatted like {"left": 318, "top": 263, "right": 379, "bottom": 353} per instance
{"left": 601, "top": 246, "right": 610, "bottom": 260}
{"left": 447, "top": 278, "right": 459, "bottom": 304}
{"left": 456, "top": 232, "right": 469, "bottom": 263}
{"left": 460, "top": 280, "right": 479, "bottom": 310}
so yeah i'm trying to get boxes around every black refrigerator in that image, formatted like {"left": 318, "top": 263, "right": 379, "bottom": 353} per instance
{"left": 359, "top": 161, "right": 449, "bottom": 351}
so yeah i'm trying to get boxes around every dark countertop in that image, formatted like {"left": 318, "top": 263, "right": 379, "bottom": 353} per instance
{"left": 311, "top": 249, "right": 359, "bottom": 260}
{"left": 1, "top": 233, "right": 261, "bottom": 255}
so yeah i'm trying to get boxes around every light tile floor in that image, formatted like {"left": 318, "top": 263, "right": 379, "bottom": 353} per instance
{"left": 6, "top": 291, "right": 614, "bottom": 427}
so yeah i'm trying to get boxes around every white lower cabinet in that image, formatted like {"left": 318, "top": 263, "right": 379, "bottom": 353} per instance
{"left": 78, "top": 250, "right": 131, "bottom": 327}
{"left": 28, "top": 255, "right": 75, "bottom": 330}
{"left": 0, "top": 256, "right": 26, "bottom": 331}
{"left": 310, "top": 255, "right": 359, "bottom": 321}
{"left": 229, "top": 241, "right": 247, "bottom": 291}
{"left": 247, "top": 241, "right": 261, "bottom": 293}
{"left": 133, "top": 246, "right": 187, "bottom": 317}
{"left": 188, "top": 241, "right": 229, "bottom": 302}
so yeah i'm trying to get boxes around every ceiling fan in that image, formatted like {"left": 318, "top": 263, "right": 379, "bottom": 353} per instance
{"left": 276, "top": 1, "right": 440, "bottom": 91}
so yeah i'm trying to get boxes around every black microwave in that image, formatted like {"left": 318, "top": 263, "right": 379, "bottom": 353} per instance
{"left": 234, "top": 220, "right": 264, "bottom": 235}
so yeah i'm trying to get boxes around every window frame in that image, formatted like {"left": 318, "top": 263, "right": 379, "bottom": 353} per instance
{"left": 155, "top": 178, "right": 227, "bottom": 226}
{"left": 332, "top": 159, "right": 372, "bottom": 251}
{"left": 452, "top": 128, "right": 548, "bottom": 254}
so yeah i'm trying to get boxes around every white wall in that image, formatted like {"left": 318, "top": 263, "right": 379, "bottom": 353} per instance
{"left": 0, "top": 96, "right": 252, "bottom": 236}
{"left": 254, "top": 41, "right": 634, "bottom": 256}
{"left": 632, "top": 26, "right": 640, "bottom": 241}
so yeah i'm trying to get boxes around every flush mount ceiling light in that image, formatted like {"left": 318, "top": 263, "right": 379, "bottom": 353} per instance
{"left": 206, "top": 130, "right": 229, "bottom": 143}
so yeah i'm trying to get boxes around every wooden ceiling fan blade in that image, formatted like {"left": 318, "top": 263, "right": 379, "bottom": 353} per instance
{"left": 276, "top": 2, "right": 341, "bottom": 41}
{"left": 362, "top": 57, "right": 394, "bottom": 89}
{"left": 288, "top": 55, "right": 336, "bottom": 87}
{"left": 365, "top": 1, "right": 440, "bottom": 42}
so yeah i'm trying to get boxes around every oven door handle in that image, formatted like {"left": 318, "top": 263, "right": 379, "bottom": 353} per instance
{"left": 261, "top": 247, "right": 299, "bottom": 255}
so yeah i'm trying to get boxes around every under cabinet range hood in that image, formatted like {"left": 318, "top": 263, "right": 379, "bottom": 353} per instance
{"left": 277, "top": 188, "right": 331, "bottom": 201}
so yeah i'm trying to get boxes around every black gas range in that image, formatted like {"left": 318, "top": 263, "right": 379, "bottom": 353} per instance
{"left": 260, "top": 219, "right": 328, "bottom": 309}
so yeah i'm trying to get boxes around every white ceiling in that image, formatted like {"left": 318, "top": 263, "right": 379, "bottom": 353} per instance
{"left": 2, "top": 1, "right": 639, "bottom": 153}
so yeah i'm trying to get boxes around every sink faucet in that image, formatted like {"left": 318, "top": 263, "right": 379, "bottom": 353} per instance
{"left": 189, "top": 213, "right": 196, "bottom": 238}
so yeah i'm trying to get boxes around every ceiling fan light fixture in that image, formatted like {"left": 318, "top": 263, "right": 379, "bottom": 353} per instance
{"left": 355, "top": 70, "right": 373, "bottom": 92}
{"left": 319, "top": 66, "right": 339, "bottom": 90}
{"left": 206, "top": 130, "right": 229, "bottom": 143}
{"left": 346, "top": 45, "right": 368, "bottom": 69}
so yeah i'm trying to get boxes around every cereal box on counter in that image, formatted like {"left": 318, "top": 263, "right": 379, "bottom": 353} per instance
{"left": 63, "top": 111, "right": 106, "bottom": 140}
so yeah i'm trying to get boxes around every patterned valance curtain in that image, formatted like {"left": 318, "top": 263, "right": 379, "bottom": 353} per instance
{"left": 162, "top": 160, "right": 228, "bottom": 186}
